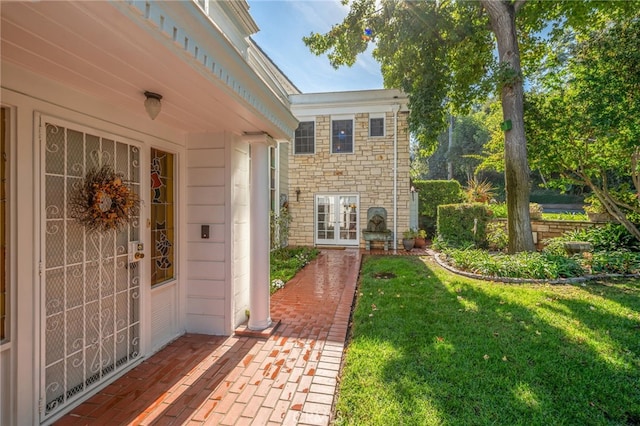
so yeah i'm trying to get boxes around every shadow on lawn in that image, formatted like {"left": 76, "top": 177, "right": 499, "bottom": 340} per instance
{"left": 343, "top": 256, "right": 640, "bottom": 425}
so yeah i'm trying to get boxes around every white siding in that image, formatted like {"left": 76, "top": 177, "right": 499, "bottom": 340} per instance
{"left": 185, "top": 134, "right": 228, "bottom": 334}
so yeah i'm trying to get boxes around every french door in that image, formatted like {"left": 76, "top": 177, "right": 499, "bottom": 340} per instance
{"left": 315, "top": 194, "right": 359, "bottom": 246}
{"left": 39, "top": 117, "right": 145, "bottom": 421}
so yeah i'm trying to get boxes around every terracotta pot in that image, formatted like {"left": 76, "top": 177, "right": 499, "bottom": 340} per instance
{"left": 414, "top": 237, "right": 426, "bottom": 248}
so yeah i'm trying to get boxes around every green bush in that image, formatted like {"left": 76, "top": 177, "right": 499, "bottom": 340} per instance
{"left": 437, "top": 203, "right": 492, "bottom": 249}
{"left": 587, "top": 251, "right": 640, "bottom": 274}
{"left": 443, "top": 249, "right": 585, "bottom": 279}
{"left": 530, "top": 188, "right": 585, "bottom": 204}
{"left": 414, "top": 180, "right": 464, "bottom": 236}
{"left": 559, "top": 223, "right": 640, "bottom": 252}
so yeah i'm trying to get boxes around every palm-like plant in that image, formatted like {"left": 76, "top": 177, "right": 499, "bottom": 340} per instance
{"left": 465, "top": 178, "right": 496, "bottom": 203}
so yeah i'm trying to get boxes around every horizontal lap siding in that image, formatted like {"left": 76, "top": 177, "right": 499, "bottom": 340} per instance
{"left": 186, "top": 134, "right": 227, "bottom": 334}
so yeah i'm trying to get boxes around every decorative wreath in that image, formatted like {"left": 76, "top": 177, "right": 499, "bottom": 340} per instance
{"left": 69, "top": 165, "right": 140, "bottom": 233}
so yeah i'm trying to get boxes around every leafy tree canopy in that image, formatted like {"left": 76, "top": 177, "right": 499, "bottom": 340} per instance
{"left": 304, "top": 0, "right": 639, "bottom": 252}
{"left": 526, "top": 15, "right": 640, "bottom": 240}
{"left": 304, "top": 0, "right": 637, "bottom": 151}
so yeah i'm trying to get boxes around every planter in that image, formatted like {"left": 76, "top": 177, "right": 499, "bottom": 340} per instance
{"left": 402, "top": 238, "right": 415, "bottom": 251}
{"left": 587, "top": 212, "right": 613, "bottom": 222}
{"left": 563, "top": 241, "right": 592, "bottom": 255}
{"left": 414, "top": 237, "right": 426, "bottom": 249}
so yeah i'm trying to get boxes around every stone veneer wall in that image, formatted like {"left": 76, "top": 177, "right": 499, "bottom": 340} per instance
{"left": 288, "top": 111, "right": 411, "bottom": 248}
{"left": 493, "top": 219, "right": 606, "bottom": 250}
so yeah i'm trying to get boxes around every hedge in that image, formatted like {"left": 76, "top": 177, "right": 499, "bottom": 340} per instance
{"left": 437, "top": 203, "right": 493, "bottom": 248}
{"left": 414, "top": 180, "right": 464, "bottom": 237}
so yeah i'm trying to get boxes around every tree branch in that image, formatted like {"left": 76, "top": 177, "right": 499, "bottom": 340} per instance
{"left": 513, "top": 0, "right": 527, "bottom": 14}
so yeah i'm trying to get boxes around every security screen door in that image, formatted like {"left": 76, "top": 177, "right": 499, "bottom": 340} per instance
{"left": 315, "top": 194, "right": 359, "bottom": 246}
{"left": 40, "top": 117, "right": 143, "bottom": 421}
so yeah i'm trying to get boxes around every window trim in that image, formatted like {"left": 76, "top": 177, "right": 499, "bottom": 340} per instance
{"left": 150, "top": 147, "right": 177, "bottom": 287}
{"left": 293, "top": 120, "right": 316, "bottom": 155}
{"left": 369, "top": 113, "right": 386, "bottom": 138}
{"left": 0, "top": 105, "right": 10, "bottom": 346}
{"left": 331, "top": 116, "right": 355, "bottom": 154}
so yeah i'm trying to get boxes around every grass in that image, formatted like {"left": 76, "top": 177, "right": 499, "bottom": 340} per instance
{"left": 542, "top": 212, "right": 588, "bottom": 221}
{"left": 489, "top": 203, "right": 588, "bottom": 221}
{"left": 334, "top": 255, "right": 640, "bottom": 425}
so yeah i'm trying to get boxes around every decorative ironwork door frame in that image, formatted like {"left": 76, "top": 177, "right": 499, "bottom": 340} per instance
{"left": 38, "top": 115, "right": 146, "bottom": 421}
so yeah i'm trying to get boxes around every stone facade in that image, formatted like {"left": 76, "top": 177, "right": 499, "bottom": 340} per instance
{"left": 288, "top": 92, "right": 411, "bottom": 249}
{"left": 493, "top": 218, "right": 606, "bottom": 250}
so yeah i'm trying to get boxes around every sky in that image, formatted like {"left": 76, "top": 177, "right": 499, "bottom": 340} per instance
{"left": 247, "top": 0, "right": 384, "bottom": 93}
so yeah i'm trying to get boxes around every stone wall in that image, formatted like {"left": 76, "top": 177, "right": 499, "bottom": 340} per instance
{"left": 288, "top": 111, "right": 411, "bottom": 248}
{"left": 493, "top": 218, "right": 606, "bottom": 250}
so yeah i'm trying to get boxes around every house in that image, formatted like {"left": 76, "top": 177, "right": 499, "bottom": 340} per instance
{"left": 288, "top": 90, "right": 411, "bottom": 249}
{"left": 0, "top": 1, "right": 410, "bottom": 424}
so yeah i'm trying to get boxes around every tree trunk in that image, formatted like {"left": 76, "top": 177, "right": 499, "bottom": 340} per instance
{"left": 481, "top": 0, "right": 535, "bottom": 253}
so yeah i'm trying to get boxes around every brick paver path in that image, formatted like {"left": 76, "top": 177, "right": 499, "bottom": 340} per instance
{"left": 54, "top": 249, "right": 360, "bottom": 426}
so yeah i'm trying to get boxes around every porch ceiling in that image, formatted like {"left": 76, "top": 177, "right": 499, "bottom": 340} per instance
{"left": 0, "top": 1, "right": 294, "bottom": 138}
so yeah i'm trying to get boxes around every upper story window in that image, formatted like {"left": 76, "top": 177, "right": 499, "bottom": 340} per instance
{"left": 370, "top": 115, "right": 385, "bottom": 137}
{"left": 332, "top": 119, "right": 353, "bottom": 154}
{"left": 294, "top": 121, "right": 315, "bottom": 154}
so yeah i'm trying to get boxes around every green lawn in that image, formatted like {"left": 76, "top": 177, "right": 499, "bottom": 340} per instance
{"left": 335, "top": 255, "right": 640, "bottom": 425}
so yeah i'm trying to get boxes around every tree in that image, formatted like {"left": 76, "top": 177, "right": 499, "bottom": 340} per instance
{"left": 526, "top": 16, "right": 640, "bottom": 241}
{"left": 304, "top": 0, "right": 638, "bottom": 252}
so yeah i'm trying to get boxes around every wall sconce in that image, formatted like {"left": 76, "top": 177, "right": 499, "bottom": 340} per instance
{"left": 144, "top": 91, "right": 162, "bottom": 120}
{"left": 295, "top": 188, "right": 301, "bottom": 202}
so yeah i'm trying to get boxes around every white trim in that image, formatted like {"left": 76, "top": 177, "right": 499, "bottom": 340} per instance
{"left": 0, "top": 104, "right": 17, "bottom": 426}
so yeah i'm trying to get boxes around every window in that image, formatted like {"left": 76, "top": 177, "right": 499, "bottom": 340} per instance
{"left": 0, "top": 108, "right": 7, "bottom": 342}
{"left": 332, "top": 119, "right": 353, "bottom": 153}
{"left": 370, "top": 116, "right": 385, "bottom": 137}
{"left": 294, "top": 121, "right": 314, "bottom": 154}
{"left": 150, "top": 148, "right": 175, "bottom": 286}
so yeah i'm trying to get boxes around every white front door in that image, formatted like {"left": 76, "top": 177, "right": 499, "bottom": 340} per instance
{"left": 315, "top": 194, "right": 359, "bottom": 246}
{"left": 39, "top": 117, "right": 145, "bottom": 421}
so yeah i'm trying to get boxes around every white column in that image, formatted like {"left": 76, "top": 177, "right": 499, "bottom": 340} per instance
{"left": 247, "top": 135, "right": 272, "bottom": 330}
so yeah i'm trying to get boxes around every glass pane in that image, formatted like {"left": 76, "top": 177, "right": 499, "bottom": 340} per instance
{"left": 150, "top": 148, "right": 175, "bottom": 286}
{"left": 332, "top": 120, "right": 353, "bottom": 153}
{"left": 370, "top": 117, "right": 384, "bottom": 137}
{"left": 294, "top": 121, "right": 314, "bottom": 154}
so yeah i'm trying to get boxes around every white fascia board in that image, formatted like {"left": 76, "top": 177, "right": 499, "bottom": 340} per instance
{"left": 290, "top": 89, "right": 409, "bottom": 117}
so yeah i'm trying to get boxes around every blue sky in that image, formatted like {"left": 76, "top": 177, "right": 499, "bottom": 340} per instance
{"left": 247, "top": 0, "right": 384, "bottom": 93}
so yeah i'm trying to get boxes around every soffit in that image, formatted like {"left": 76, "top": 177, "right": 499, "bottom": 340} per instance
{"left": 0, "top": 1, "right": 296, "bottom": 138}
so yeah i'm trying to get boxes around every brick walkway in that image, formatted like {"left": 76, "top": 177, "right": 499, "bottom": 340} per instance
{"left": 55, "top": 248, "right": 362, "bottom": 426}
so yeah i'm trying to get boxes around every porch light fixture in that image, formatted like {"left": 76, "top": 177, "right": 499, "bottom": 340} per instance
{"left": 296, "top": 188, "right": 301, "bottom": 202}
{"left": 144, "top": 91, "right": 162, "bottom": 120}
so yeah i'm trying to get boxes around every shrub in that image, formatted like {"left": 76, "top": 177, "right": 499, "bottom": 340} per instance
{"left": 443, "top": 249, "right": 584, "bottom": 279}
{"left": 437, "top": 203, "right": 492, "bottom": 249}
{"left": 486, "top": 221, "right": 508, "bottom": 252}
{"left": 529, "top": 188, "right": 584, "bottom": 204}
{"left": 560, "top": 223, "right": 640, "bottom": 252}
{"left": 464, "top": 178, "right": 496, "bottom": 203}
{"left": 414, "top": 180, "right": 464, "bottom": 236}
{"left": 270, "top": 206, "right": 292, "bottom": 250}
{"left": 586, "top": 251, "right": 640, "bottom": 274}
